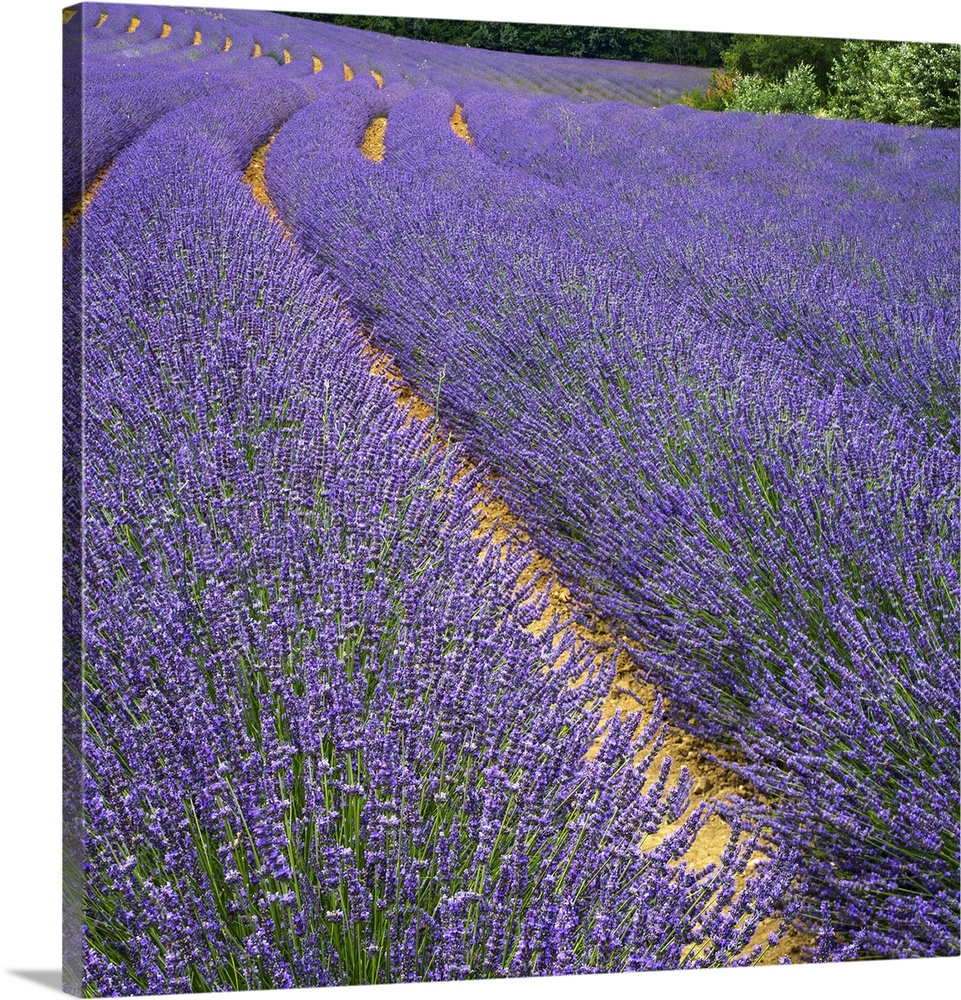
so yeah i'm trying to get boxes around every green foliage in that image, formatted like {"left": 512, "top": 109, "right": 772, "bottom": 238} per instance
{"left": 682, "top": 36, "right": 959, "bottom": 127}
{"left": 680, "top": 68, "right": 737, "bottom": 111}
{"left": 278, "top": 12, "right": 959, "bottom": 126}
{"left": 723, "top": 34, "right": 845, "bottom": 91}
{"left": 728, "top": 63, "right": 821, "bottom": 116}
{"left": 726, "top": 74, "right": 772, "bottom": 113}
{"left": 828, "top": 41, "right": 961, "bottom": 127}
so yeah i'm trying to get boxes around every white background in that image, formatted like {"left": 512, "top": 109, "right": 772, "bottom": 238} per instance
{"left": 2, "top": 2, "right": 958, "bottom": 998}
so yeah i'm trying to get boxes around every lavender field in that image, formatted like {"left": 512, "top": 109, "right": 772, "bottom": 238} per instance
{"left": 63, "top": 4, "right": 960, "bottom": 995}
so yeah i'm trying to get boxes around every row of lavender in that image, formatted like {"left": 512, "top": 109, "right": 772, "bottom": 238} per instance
{"left": 64, "top": 2, "right": 708, "bottom": 208}
{"left": 66, "top": 0, "right": 958, "bottom": 974}
{"left": 259, "top": 79, "right": 960, "bottom": 958}
{"left": 65, "top": 12, "right": 790, "bottom": 995}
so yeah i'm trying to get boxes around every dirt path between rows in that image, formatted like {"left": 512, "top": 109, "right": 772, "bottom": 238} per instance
{"left": 62, "top": 164, "right": 112, "bottom": 249}
{"left": 360, "top": 117, "right": 387, "bottom": 162}
{"left": 450, "top": 104, "right": 474, "bottom": 144}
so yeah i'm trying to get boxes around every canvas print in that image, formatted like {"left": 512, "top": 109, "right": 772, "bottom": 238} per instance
{"left": 62, "top": 4, "right": 960, "bottom": 994}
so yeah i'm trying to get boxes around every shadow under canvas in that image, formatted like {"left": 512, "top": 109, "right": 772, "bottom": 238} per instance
{"left": 8, "top": 970, "right": 63, "bottom": 992}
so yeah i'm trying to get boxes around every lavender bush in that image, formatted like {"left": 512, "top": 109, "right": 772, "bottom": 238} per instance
{"left": 264, "top": 71, "right": 959, "bottom": 958}
{"left": 65, "top": 5, "right": 959, "bottom": 991}
{"left": 66, "top": 41, "right": 795, "bottom": 992}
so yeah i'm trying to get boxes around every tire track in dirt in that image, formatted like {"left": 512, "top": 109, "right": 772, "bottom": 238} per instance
{"left": 237, "top": 122, "right": 806, "bottom": 967}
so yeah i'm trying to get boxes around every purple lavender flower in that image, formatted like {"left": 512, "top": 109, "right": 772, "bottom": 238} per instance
{"left": 65, "top": 6, "right": 959, "bottom": 992}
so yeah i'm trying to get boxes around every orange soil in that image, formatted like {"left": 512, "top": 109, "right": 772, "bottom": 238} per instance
{"left": 62, "top": 8, "right": 77, "bottom": 23}
{"left": 360, "top": 117, "right": 387, "bottom": 163}
{"left": 94, "top": 12, "right": 107, "bottom": 28}
{"left": 312, "top": 55, "right": 323, "bottom": 74}
{"left": 371, "top": 69, "right": 384, "bottom": 89}
{"left": 450, "top": 104, "right": 474, "bottom": 145}
{"left": 224, "top": 36, "right": 232, "bottom": 52}
{"left": 192, "top": 30, "right": 201, "bottom": 46}
{"left": 363, "top": 348, "right": 437, "bottom": 426}
{"left": 126, "top": 16, "right": 140, "bottom": 33}
{"left": 252, "top": 42, "right": 261, "bottom": 58}
{"left": 235, "top": 129, "right": 805, "bottom": 969}
{"left": 62, "top": 163, "right": 111, "bottom": 249}
{"left": 160, "top": 23, "right": 171, "bottom": 39}
{"left": 241, "top": 137, "right": 292, "bottom": 240}
{"left": 283, "top": 48, "right": 291, "bottom": 65}
{"left": 343, "top": 63, "right": 354, "bottom": 81}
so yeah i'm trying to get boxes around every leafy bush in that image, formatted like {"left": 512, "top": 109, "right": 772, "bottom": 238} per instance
{"left": 729, "top": 63, "right": 821, "bottom": 115}
{"left": 685, "top": 35, "right": 959, "bottom": 127}
{"left": 680, "top": 68, "right": 737, "bottom": 111}
{"left": 829, "top": 41, "right": 961, "bottom": 127}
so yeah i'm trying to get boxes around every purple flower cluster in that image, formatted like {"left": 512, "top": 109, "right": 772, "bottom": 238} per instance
{"left": 262, "top": 61, "right": 959, "bottom": 959}
{"left": 64, "top": 1, "right": 709, "bottom": 206}
{"left": 65, "top": 12, "right": 796, "bottom": 993}
{"left": 65, "top": 3, "right": 959, "bottom": 991}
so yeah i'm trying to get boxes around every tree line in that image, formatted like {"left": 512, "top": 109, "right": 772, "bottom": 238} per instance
{"left": 277, "top": 12, "right": 732, "bottom": 66}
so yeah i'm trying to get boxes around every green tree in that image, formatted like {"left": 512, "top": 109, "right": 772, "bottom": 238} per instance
{"left": 829, "top": 41, "right": 960, "bottom": 127}
{"left": 276, "top": 12, "right": 731, "bottom": 66}
{"left": 723, "top": 34, "right": 845, "bottom": 91}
